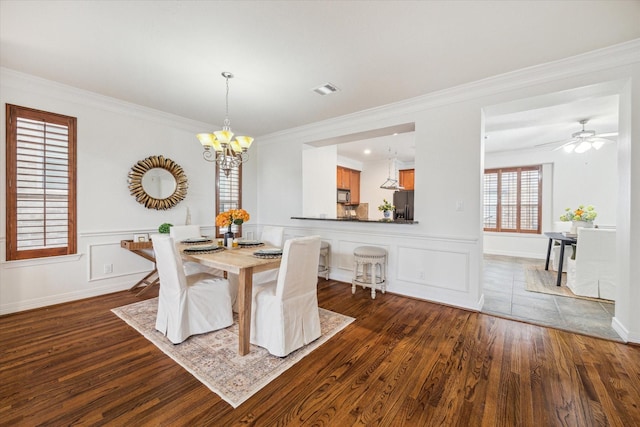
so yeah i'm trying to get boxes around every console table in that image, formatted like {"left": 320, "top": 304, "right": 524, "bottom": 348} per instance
{"left": 543, "top": 232, "right": 577, "bottom": 287}
{"left": 120, "top": 240, "right": 158, "bottom": 295}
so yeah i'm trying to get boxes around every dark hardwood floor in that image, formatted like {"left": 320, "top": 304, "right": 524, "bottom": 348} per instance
{"left": 2, "top": 280, "right": 639, "bottom": 426}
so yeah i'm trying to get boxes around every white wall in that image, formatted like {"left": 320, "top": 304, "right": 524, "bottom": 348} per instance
{"left": 0, "top": 68, "right": 226, "bottom": 313}
{"left": 302, "top": 145, "right": 337, "bottom": 218}
{"left": 483, "top": 141, "right": 618, "bottom": 258}
{"left": 360, "top": 159, "right": 395, "bottom": 220}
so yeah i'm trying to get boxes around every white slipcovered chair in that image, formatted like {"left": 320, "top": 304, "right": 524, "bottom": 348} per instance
{"left": 253, "top": 226, "right": 285, "bottom": 284}
{"left": 152, "top": 234, "right": 234, "bottom": 344}
{"left": 566, "top": 228, "right": 616, "bottom": 300}
{"left": 260, "top": 226, "right": 284, "bottom": 247}
{"left": 169, "top": 225, "right": 224, "bottom": 277}
{"left": 250, "top": 235, "right": 322, "bottom": 357}
{"left": 228, "top": 226, "right": 285, "bottom": 303}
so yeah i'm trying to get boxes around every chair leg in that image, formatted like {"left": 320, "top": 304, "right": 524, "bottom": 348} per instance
{"left": 352, "top": 261, "right": 357, "bottom": 294}
{"left": 370, "top": 263, "right": 376, "bottom": 299}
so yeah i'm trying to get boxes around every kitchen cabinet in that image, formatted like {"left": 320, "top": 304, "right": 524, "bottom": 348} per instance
{"left": 350, "top": 170, "right": 360, "bottom": 204}
{"left": 337, "top": 166, "right": 351, "bottom": 189}
{"left": 336, "top": 166, "right": 361, "bottom": 204}
{"left": 399, "top": 169, "right": 415, "bottom": 190}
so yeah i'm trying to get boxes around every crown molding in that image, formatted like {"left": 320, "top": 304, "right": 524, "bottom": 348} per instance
{"left": 0, "top": 67, "right": 215, "bottom": 132}
{"left": 259, "top": 38, "right": 640, "bottom": 145}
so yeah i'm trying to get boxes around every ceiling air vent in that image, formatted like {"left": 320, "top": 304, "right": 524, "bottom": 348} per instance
{"left": 313, "top": 82, "right": 340, "bottom": 95}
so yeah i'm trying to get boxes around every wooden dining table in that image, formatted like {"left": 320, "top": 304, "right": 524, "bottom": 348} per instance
{"left": 179, "top": 243, "right": 281, "bottom": 356}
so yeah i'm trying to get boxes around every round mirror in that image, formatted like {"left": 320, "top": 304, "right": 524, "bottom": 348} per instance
{"left": 141, "top": 168, "right": 177, "bottom": 199}
{"left": 128, "top": 155, "right": 188, "bottom": 210}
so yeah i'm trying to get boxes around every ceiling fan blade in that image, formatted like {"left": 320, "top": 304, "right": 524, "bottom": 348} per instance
{"left": 595, "top": 132, "right": 618, "bottom": 138}
{"left": 551, "top": 138, "right": 583, "bottom": 152}
{"left": 534, "top": 138, "right": 571, "bottom": 148}
{"left": 590, "top": 137, "right": 614, "bottom": 143}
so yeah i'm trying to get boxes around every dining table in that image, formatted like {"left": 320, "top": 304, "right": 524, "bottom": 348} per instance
{"left": 543, "top": 231, "right": 577, "bottom": 287}
{"left": 179, "top": 242, "right": 281, "bottom": 356}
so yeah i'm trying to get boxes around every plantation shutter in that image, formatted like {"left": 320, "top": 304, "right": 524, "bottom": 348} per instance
{"left": 483, "top": 165, "right": 541, "bottom": 234}
{"left": 216, "top": 164, "right": 242, "bottom": 236}
{"left": 6, "top": 105, "right": 77, "bottom": 260}
{"left": 519, "top": 168, "right": 540, "bottom": 232}
{"left": 500, "top": 171, "right": 518, "bottom": 231}
{"left": 483, "top": 171, "right": 498, "bottom": 231}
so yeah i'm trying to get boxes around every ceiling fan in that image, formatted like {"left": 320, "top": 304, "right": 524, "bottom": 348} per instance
{"left": 536, "top": 119, "right": 618, "bottom": 153}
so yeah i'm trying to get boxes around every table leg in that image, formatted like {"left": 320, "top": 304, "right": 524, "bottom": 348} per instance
{"left": 237, "top": 267, "right": 254, "bottom": 356}
{"left": 556, "top": 243, "right": 566, "bottom": 287}
{"left": 544, "top": 238, "right": 553, "bottom": 270}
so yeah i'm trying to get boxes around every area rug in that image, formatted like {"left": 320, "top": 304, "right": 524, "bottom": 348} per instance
{"left": 524, "top": 265, "right": 612, "bottom": 303}
{"left": 112, "top": 298, "right": 354, "bottom": 408}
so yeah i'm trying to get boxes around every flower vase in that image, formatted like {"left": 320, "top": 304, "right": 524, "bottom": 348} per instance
{"left": 224, "top": 225, "right": 234, "bottom": 247}
{"left": 383, "top": 210, "right": 391, "bottom": 219}
{"left": 570, "top": 220, "right": 593, "bottom": 234}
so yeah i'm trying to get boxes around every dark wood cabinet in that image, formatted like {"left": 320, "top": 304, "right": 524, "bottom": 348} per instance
{"left": 399, "top": 169, "right": 415, "bottom": 190}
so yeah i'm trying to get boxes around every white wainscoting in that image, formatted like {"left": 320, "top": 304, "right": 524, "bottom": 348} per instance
{"left": 279, "top": 222, "right": 482, "bottom": 311}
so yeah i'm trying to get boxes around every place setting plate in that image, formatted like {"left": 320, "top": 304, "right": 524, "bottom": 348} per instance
{"left": 253, "top": 248, "right": 283, "bottom": 259}
{"left": 183, "top": 244, "right": 225, "bottom": 254}
{"left": 238, "top": 239, "right": 264, "bottom": 248}
{"left": 181, "top": 237, "right": 213, "bottom": 245}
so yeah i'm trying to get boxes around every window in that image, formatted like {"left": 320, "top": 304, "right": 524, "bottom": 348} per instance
{"left": 215, "top": 164, "right": 242, "bottom": 237}
{"left": 6, "top": 104, "right": 77, "bottom": 260}
{"left": 484, "top": 165, "right": 541, "bottom": 233}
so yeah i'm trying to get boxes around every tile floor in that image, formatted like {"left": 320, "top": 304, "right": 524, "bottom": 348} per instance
{"left": 482, "top": 254, "right": 621, "bottom": 342}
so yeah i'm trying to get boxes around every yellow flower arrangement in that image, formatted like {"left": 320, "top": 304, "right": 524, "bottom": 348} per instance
{"left": 216, "top": 208, "right": 250, "bottom": 227}
{"left": 559, "top": 205, "right": 597, "bottom": 222}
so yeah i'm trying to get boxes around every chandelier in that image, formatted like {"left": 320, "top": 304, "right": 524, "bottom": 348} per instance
{"left": 196, "top": 72, "right": 254, "bottom": 176}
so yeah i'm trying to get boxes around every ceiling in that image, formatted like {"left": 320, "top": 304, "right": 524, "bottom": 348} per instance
{"left": 2, "top": 1, "right": 639, "bottom": 153}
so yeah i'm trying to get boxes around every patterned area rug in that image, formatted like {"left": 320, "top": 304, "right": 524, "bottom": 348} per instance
{"left": 524, "top": 265, "right": 611, "bottom": 303}
{"left": 112, "top": 298, "right": 354, "bottom": 408}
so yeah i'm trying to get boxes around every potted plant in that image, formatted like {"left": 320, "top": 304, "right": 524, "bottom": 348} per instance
{"left": 377, "top": 199, "right": 395, "bottom": 218}
{"left": 158, "top": 223, "right": 173, "bottom": 234}
{"left": 559, "top": 205, "right": 597, "bottom": 234}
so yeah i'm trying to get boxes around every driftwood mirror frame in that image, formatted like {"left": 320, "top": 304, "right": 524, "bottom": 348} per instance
{"left": 128, "top": 155, "right": 188, "bottom": 210}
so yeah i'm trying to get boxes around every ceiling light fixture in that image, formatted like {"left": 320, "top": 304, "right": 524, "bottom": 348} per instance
{"left": 196, "top": 72, "right": 254, "bottom": 176}
{"left": 380, "top": 147, "right": 404, "bottom": 190}
{"left": 562, "top": 119, "right": 609, "bottom": 154}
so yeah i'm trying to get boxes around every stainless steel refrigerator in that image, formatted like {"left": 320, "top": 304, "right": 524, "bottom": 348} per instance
{"left": 393, "top": 190, "right": 414, "bottom": 220}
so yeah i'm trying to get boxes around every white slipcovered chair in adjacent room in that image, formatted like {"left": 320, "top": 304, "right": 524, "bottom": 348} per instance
{"left": 551, "top": 221, "right": 572, "bottom": 272}
{"left": 169, "top": 225, "right": 224, "bottom": 277}
{"left": 152, "top": 234, "right": 234, "bottom": 344}
{"left": 250, "top": 235, "right": 322, "bottom": 357}
{"left": 566, "top": 228, "right": 616, "bottom": 300}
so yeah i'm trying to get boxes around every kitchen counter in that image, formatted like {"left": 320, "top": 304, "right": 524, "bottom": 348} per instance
{"left": 291, "top": 216, "right": 418, "bottom": 224}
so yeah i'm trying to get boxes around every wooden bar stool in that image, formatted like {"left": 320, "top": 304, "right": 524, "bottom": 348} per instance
{"left": 352, "top": 246, "right": 387, "bottom": 299}
{"left": 318, "top": 241, "right": 330, "bottom": 280}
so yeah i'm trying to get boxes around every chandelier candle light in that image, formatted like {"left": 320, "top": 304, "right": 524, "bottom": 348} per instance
{"left": 197, "top": 72, "right": 254, "bottom": 176}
